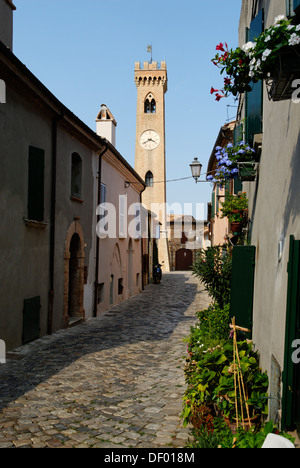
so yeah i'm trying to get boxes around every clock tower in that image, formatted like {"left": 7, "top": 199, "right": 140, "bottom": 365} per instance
{"left": 134, "top": 60, "right": 170, "bottom": 271}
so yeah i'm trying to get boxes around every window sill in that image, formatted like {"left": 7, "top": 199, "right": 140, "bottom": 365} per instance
{"left": 70, "top": 196, "right": 84, "bottom": 203}
{"left": 24, "top": 218, "right": 48, "bottom": 229}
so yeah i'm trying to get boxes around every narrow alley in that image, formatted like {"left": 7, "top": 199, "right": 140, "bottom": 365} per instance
{"left": 0, "top": 272, "right": 210, "bottom": 449}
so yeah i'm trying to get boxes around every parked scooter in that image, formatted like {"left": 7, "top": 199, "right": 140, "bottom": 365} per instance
{"left": 153, "top": 263, "right": 162, "bottom": 284}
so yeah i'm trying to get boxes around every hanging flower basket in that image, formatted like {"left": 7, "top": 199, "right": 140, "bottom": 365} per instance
{"left": 210, "top": 16, "right": 300, "bottom": 102}
{"left": 238, "top": 162, "right": 258, "bottom": 182}
{"left": 266, "top": 45, "right": 300, "bottom": 101}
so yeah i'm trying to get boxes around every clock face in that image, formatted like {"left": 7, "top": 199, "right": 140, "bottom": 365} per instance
{"left": 140, "top": 130, "right": 160, "bottom": 150}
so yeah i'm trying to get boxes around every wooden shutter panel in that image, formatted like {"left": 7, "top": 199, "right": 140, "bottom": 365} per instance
{"left": 282, "top": 236, "right": 300, "bottom": 429}
{"left": 233, "top": 124, "right": 243, "bottom": 145}
{"left": 225, "top": 180, "right": 230, "bottom": 201}
{"left": 23, "top": 296, "right": 41, "bottom": 344}
{"left": 234, "top": 178, "right": 243, "bottom": 194}
{"left": 211, "top": 191, "right": 215, "bottom": 219}
{"left": 245, "top": 10, "right": 264, "bottom": 145}
{"left": 28, "top": 146, "right": 45, "bottom": 221}
{"left": 230, "top": 246, "right": 256, "bottom": 337}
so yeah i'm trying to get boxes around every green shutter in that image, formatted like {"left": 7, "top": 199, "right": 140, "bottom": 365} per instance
{"left": 234, "top": 178, "right": 243, "bottom": 194}
{"left": 245, "top": 10, "right": 264, "bottom": 145}
{"left": 216, "top": 186, "right": 219, "bottom": 213}
{"left": 282, "top": 236, "right": 300, "bottom": 429}
{"left": 294, "top": 0, "right": 300, "bottom": 11}
{"left": 211, "top": 191, "right": 215, "bottom": 219}
{"left": 23, "top": 296, "right": 41, "bottom": 344}
{"left": 233, "top": 124, "right": 244, "bottom": 145}
{"left": 28, "top": 146, "right": 45, "bottom": 221}
{"left": 225, "top": 180, "right": 230, "bottom": 201}
{"left": 230, "top": 246, "right": 256, "bottom": 337}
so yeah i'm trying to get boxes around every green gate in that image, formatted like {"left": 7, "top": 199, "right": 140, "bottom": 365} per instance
{"left": 282, "top": 236, "right": 300, "bottom": 429}
{"left": 230, "top": 246, "right": 256, "bottom": 337}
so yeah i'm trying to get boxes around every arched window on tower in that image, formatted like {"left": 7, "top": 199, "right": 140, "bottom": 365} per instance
{"left": 144, "top": 94, "right": 156, "bottom": 114}
{"left": 145, "top": 171, "right": 154, "bottom": 187}
{"left": 144, "top": 99, "right": 150, "bottom": 113}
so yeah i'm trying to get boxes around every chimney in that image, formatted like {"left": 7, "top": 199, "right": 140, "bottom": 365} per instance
{"left": 0, "top": 0, "right": 16, "bottom": 50}
{"left": 95, "top": 104, "right": 117, "bottom": 146}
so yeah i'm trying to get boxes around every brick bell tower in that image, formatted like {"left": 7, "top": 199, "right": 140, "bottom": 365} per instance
{"left": 134, "top": 59, "right": 170, "bottom": 271}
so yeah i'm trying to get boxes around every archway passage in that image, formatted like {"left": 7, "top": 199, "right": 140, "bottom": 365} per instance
{"left": 63, "top": 221, "right": 85, "bottom": 327}
{"left": 175, "top": 248, "right": 193, "bottom": 271}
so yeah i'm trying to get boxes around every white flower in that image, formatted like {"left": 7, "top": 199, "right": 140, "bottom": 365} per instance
{"left": 289, "top": 33, "right": 300, "bottom": 46}
{"left": 296, "top": 25, "right": 300, "bottom": 31}
{"left": 262, "top": 49, "right": 272, "bottom": 61}
{"left": 255, "top": 59, "right": 261, "bottom": 70}
{"left": 249, "top": 71, "right": 255, "bottom": 78}
{"left": 287, "top": 24, "right": 295, "bottom": 31}
{"left": 265, "top": 35, "right": 271, "bottom": 42}
{"left": 274, "top": 15, "right": 285, "bottom": 24}
{"left": 241, "top": 41, "right": 255, "bottom": 55}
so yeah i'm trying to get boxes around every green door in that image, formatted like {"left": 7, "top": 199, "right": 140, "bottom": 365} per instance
{"left": 282, "top": 236, "right": 300, "bottom": 429}
{"left": 230, "top": 246, "right": 256, "bottom": 337}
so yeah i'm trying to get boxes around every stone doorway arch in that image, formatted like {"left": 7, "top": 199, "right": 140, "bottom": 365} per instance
{"left": 63, "top": 220, "right": 85, "bottom": 327}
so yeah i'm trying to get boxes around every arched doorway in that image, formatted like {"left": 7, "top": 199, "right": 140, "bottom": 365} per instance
{"left": 175, "top": 248, "right": 193, "bottom": 271}
{"left": 63, "top": 221, "right": 85, "bottom": 327}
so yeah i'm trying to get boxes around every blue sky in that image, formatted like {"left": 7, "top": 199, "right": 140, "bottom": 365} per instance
{"left": 13, "top": 0, "right": 241, "bottom": 218}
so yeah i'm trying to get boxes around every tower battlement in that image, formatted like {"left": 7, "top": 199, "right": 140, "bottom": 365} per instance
{"left": 134, "top": 61, "right": 167, "bottom": 71}
{"left": 134, "top": 61, "right": 167, "bottom": 92}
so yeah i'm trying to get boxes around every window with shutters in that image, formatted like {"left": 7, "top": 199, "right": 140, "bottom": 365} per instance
{"left": 245, "top": 9, "right": 264, "bottom": 146}
{"left": 71, "top": 152, "right": 82, "bottom": 199}
{"left": 28, "top": 146, "right": 45, "bottom": 222}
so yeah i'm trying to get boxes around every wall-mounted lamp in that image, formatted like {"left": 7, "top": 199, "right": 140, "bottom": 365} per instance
{"left": 190, "top": 158, "right": 202, "bottom": 183}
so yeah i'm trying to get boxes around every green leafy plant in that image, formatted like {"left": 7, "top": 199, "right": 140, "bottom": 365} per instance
{"left": 192, "top": 246, "right": 232, "bottom": 308}
{"left": 186, "top": 418, "right": 295, "bottom": 449}
{"left": 182, "top": 339, "right": 269, "bottom": 428}
{"left": 220, "top": 192, "right": 248, "bottom": 224}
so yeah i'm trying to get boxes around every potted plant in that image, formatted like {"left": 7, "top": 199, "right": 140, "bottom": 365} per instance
{"left": 220, "top": 192, "right": 248, "bottom": 235}
{"left": 211, "top": 15, "right": 300, "bottom": 102}
{"left": 206, "top": 141, "right": 256, "bottom": 187}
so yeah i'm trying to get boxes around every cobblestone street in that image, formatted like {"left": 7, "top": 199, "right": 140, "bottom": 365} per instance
{"left": 0, "top": 272, "right": 210, "bottom": 449}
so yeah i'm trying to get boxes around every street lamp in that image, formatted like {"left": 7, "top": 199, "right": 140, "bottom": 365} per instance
{"left": 190, "top": 158, "right": 202, "bottom": 183}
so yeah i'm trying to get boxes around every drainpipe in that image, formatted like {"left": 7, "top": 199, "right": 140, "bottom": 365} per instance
{"left": 140, "top": 185, "right": 146, "bottom": 291}
{"left": 93, "top": 142, "right": 108, "bottom": 317}
{"left": 48, "top": 115, "right": 60, "bottom": 335}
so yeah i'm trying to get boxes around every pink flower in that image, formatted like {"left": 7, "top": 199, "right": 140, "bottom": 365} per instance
{"left": 216, "top": 43, "right": 225, "bottom": 52}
